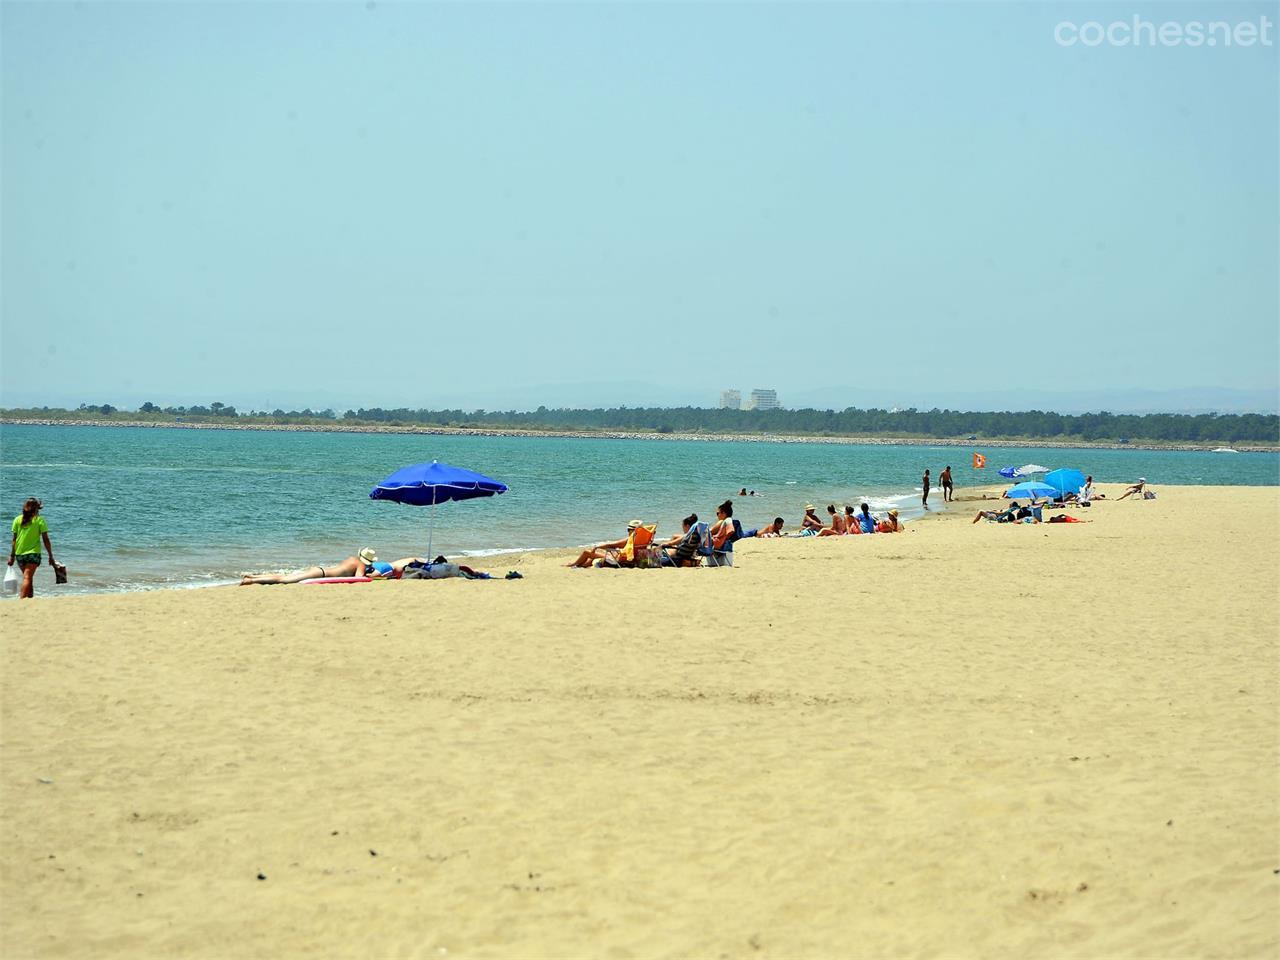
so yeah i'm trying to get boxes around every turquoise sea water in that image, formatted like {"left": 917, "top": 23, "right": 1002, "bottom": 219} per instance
{"left": 2, "top": 424, "right": 1277, "bottom": 596}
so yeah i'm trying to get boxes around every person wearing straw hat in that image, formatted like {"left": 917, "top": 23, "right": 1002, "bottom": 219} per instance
{"left": 800, "top": 505, "right": 824, "bottom": 534}
{"left": 240, "top": 547, "right": 382, "bottom": 585}
{"left": 567, "top": 520, "right": 646, "bottom": 568}
{"left": 877, "top": 509, "right": 903, "bottom": 533}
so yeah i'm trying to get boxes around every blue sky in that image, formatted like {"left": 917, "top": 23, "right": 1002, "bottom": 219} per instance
{"left": 2, "top": 1, "right": 1277, "bottom": 413}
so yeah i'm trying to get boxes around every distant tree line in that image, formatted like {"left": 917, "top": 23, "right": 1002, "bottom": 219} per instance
{"left": 343, "top": 405, "right": 1278, "bottom": 443}
{"left": 3, "top": 402, "right": 1276, "bottom": 444}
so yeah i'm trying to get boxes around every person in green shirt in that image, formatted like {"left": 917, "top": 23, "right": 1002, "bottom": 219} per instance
{"left": 9, "top": 498, "right": 57, "bottom": 600}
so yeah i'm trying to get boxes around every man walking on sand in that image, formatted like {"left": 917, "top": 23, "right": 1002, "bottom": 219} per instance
{"left": 921, "top": 469, "right": 931, "bottom": 509}
{"left": 940, "top": 465, "right": 953, "bottom": 502}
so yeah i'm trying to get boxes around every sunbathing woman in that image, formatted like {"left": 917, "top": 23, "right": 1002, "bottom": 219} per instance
{"left": 1116, "top": 478, "right": 1146, "bottom": 501}
{"left": 972, "top": 504, "right": 1019, "bottom": 524}
{"left": 659, "top": 514, "right": 702, "bottom": 566}
{"left": 365, "top": 556, "right": 434, "bottom": 579}
{"left": 817, "top": 504, "right": 848, "bottom": 537}
{"left": 744, "top": 518, "right": 785, "bottom": 538}
{"left": 568, "top": 520, "right": 643, "bottom": 568}
{"left": 800, "top": 505, "right": 825, "bottom": 533}
{"left": 709, "top": 500, "right": 737, "bottom": 549}
{"left": 241, "top": 547, "right": 382, "bottom": 585}
{"left": 876, "top": 509, "right": 903, "bottom": 532}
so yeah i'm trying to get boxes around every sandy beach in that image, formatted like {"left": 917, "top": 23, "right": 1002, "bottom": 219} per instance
{"left": 2, "top": 484, "right": 1277, "bottom": 959}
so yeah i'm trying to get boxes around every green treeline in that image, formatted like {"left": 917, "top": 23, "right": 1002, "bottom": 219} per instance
{"left": 3, "top": 402, "right": 1278, "bottom": 444}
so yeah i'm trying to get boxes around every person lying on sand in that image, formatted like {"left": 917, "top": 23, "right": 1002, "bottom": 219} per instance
{"left": 241, "top": 547, "right": 385, "bottom": 585}
{"left": 365, "top": 557, "right": 435, "bottom": 579}
{"left": 567, "top": 520, "right": 644, "bottom": 568}
{"left": 972, "top": 504, "right": 1020, "bottom": 524}
{"left": 743, "top": 518, "right": 785, "bottom": 538}
{"left": 1116, "top": 478, "right": 1146, "bottom": 501}
{"left": 975, "top": 503, "right": 1041, "bottom": 524}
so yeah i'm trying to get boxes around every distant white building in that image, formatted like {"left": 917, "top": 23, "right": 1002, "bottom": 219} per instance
{"left": 719, "top": 389, "right": 741, "bottom": 410}
{"left": 745, "top": 388, "right": 780, "bottom": 411}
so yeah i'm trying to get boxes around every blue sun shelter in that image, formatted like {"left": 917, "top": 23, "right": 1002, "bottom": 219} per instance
{"left": 1003, "top": 480, "right": 1057, "bottom": 503}
{"left": 1043, "top": 468, "right": 1087, "bottom": 500}
{"left": 370, "top": 460, "right": 508, "bottom": 559}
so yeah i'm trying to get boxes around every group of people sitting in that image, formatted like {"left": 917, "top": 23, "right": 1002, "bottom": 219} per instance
{"left": 568, "top": 496, "right": 904, "bottom": 570}
{"left": 568, "top": 499, "right": 751, "bottom": 569}
{"left": 798, "top": 502, "right": 903, "bottom": 536}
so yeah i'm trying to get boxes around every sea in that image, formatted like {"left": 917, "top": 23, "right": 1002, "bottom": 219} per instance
{"left": 2, "top": 423, "right": 1277, "bottom": 597}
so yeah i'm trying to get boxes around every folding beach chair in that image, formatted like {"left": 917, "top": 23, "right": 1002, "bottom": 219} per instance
{"left": 661, "top": 522, "right": 706, "bottom": 567}
{"left": 603, "top": 523, "right": 657, "bottom": 568}
{"left": 708, "top": 518, "right": 744, "bottom": 567}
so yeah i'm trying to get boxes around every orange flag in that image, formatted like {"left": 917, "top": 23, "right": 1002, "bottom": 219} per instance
{"left": 972, "top": 452, "right": 987, "bottom": 469}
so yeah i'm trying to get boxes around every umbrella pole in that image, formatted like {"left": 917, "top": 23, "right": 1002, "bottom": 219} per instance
{"left": 427, "top": 499, "right": 437, "bottom": 559}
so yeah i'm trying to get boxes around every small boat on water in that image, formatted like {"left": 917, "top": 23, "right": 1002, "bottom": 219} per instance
{"left": 1212, "top": 447, "right": 1241, "bottom": 453}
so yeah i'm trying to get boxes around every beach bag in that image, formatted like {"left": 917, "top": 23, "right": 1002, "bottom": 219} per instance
{"left": 3, "top": 566, "right": 18, "bottom": 596}
{"left": 54, "top": 563, "right": 68, "bottom": 585}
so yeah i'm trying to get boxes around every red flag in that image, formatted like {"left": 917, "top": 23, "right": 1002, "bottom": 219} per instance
{"left": 972, "top": 452, "right": 987, "bottom": 469}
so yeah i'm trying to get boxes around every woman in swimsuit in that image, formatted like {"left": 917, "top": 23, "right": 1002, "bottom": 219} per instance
{"left": 744, "top": 518, "right": 785, "bottom": 538}
{"left": 709, "top": 500, "right": 738, "bottom": 550}
{"left": 876, "top": 509, "right": 903, "bottom": 533}
{"left": 568, "top": 521, "right": 643, "bottom": 568}
{"left": 240, "top": 547, "right": 381, "bottom": 585}
{"left": 817, "top": 504, "right": 848, "bottom": 537}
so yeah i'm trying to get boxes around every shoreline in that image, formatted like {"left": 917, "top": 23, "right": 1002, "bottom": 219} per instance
{"left": 13, "top": 489, "right": 949, "bottom": 600}
{"left": 2, "top": 417, "right": 1275, "bottom": 453}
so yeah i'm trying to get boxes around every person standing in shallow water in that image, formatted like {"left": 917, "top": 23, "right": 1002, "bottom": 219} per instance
{"left": 940, "top": 465, "right": 954, "bottom": 503}
{"left": 921, "top": 469, "right": 931, "bottom": 509}
{"left": 9, "top": 498, "right": 57, "bottom": 600}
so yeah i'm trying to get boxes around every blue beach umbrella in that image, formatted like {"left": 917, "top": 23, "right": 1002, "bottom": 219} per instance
{"left": 1003, "top": 480, "right": 1057, "bottom": 502}
{"left": 370, "top": 460, "right": 508, "bottom": 557}
{"left": 1044, "top": 468, "right": 1087, "bottom": 499}
{"left": 999, "top": 463, "right": 1050, "bottom": 479}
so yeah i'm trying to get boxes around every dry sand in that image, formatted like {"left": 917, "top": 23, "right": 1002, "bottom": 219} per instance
{"left": 2, "top": 484, "right": 1277, "bottom": 959}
